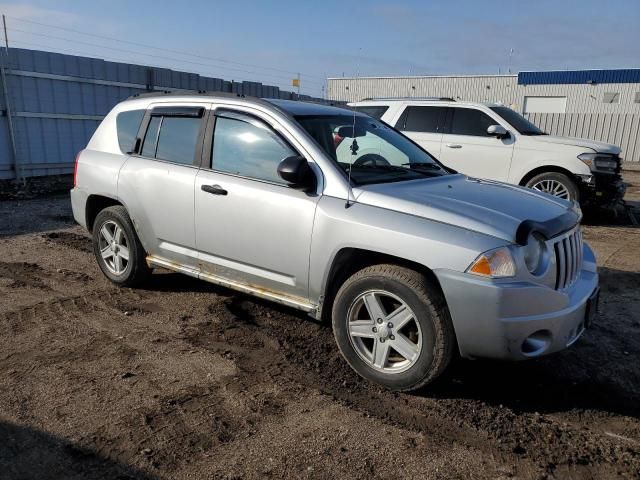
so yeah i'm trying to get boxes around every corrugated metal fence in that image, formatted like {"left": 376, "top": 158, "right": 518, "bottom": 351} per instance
{"left": 525, "top": 112, "right": 640, "bottom": 164}
{"left": 0, "top": 48, "right": 322, "bottom": 181}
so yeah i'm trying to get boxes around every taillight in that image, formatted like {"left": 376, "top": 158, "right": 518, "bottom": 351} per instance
{"left": 334, "top": 134, "right": 344, "bottom": 147}
{"left": 73, "top": 151, "right": 81, "bottom": 187}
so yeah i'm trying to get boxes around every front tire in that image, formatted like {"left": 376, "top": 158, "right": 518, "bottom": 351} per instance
{"left": 92, "top": 206, "right": 150, "bottom": 287}
{"left": 331, "top": 264, "right": 455, "bottom": 391}
{"left": 526, "top": 172, "right": 579, "bottom": 202}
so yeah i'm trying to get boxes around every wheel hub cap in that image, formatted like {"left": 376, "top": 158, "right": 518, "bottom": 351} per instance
{"left": 376, "top": 323, "right": 390, "bottom": 340}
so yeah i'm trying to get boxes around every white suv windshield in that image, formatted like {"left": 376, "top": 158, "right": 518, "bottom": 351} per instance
{"left": 294, "top": 114, "right": 448, "bottom": 186}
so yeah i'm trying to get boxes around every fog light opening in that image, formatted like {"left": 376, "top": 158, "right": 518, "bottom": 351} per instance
{"left": 521, "top": 330, "right": 551, "bottom": 357}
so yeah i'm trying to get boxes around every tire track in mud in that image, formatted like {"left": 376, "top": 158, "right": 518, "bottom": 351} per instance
{"left": 0, "top": 287, "right": 294, "bottom": 476}
{"left": 0, "top": 288, "right": 148, "bottom": 333}
{"left": 182, "top": 295, "right": 640, "bottom": 479}
{"left": 41, "top": 231, "right": 93, "bottom": 253}
{"left": 0, "top": 262, "right": 52, "bottom": 290}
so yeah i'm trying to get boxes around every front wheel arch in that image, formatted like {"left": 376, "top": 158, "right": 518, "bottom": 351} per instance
{"left": 319, "top": 247, "right": 447, "bottom": 320}
{"left": 518, "top": 165, "right": 578, "bottom": 188}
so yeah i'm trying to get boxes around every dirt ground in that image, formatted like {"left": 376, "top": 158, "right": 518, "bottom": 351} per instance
{"left": 0, "top": 173, "right": 639, "bottom": 480}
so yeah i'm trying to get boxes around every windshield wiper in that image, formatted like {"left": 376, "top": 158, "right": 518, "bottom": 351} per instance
{"left": 521, "top": 131, "right": 548, "bottom": 136}
{"left": 402, "top": 162, "right": 442, "bottom": 170}
{"left": 347, "top": 164, "right": 428, "bottom": 177}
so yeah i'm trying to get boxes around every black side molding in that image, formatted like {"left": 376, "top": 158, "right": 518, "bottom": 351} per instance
{"left": 515, "top": 209, "right": 580, "bottom": 245}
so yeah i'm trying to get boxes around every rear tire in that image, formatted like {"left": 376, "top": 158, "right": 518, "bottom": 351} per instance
{"left": 92, "top": 206, "right": 150, "bottom": 287}
{"left": 331, "top": 264, "right": 455, "bottom": 391}
{"left": 525, "top": 172, "right": 579, "bottom": 202}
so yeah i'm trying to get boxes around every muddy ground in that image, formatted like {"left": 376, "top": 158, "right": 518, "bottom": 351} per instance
{"left": 0, "top": 173, "right": 639, "bottom": 480}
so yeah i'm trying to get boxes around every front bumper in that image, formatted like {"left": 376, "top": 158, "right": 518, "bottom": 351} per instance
{"left": 577, "top": 173, "right": 626, "bottom": 207}
{"left": 435, "top": 245, "right": 599, "bottom": 360}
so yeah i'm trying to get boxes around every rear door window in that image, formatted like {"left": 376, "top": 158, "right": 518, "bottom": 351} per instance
{"left": 396, "top": 106, "right": 448, "bottom": 133}
{"left": 449, "top": 108, "right": 496, "bottom": 137}
{"left": 155, "top": 117, "right": 202, "bottom": 163}
{"left": 139, "top": 108, "right": 204, "bottom": 165}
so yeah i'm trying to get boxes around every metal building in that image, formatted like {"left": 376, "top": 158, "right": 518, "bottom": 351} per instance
{"left": 0, "top": 48, "right": 322, "bottom": 181}
{"left": 328, "top": 70, "right": 640, "bottom": 164}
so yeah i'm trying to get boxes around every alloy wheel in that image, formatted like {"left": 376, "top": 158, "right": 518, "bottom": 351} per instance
{"left": 346, "top": 290, "right": 422, "bottom": 374}
{"left": 531, "top": 179, "right": 571, "bottom": 199}
{"left": 97, "top": 220, "right": 130, "bottom": 275}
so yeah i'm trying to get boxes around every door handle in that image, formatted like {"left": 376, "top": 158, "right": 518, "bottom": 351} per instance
{"left": 201, "top": 184, "right": 228, "bottom": 196}
{"left": 445, "top": 143, "right": 462, "bottom": 149}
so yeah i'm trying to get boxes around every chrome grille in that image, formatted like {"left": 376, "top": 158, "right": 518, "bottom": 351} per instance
{"left": 553, "top": 228, "right": 583, "bottom": 290}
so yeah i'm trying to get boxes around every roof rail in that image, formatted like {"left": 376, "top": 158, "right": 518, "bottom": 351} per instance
{"left": 361, "top": 96, "right": 455, "bottom": 101}
{"left": 126, "top": 89, "right": 250, "bottom": 100}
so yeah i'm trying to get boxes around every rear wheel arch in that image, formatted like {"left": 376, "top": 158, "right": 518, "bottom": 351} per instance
{"left": 85, "top": 194, "right": 123, "bottom": 233}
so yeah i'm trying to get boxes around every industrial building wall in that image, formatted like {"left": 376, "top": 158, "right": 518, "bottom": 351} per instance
{"left": 327, "top": 74, "right": 640, "bottom": 163}
{"left": 0, "top": 48, "right": 320, "bottom": 181}
{"left": 327, "top": 75, "right": 519, "bottom": 106}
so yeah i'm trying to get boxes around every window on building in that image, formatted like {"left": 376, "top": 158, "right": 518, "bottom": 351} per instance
{"left": 634, "top": 92, "right": 640, "bottom": 104}
{"left": 449, "top": 108, "right": 496, "bottom": 137}
{"left": 140, "top": 113, "right": 203, "bottom": 165}
{"left": 523, "top": 96, "right": 567, "bottom": 113}
{"left": 603, "top": 92, "right": 620, "bottom": 104}
{"left": 396, "top": 106, "right": 447, "bottom": 133}
{"left": 116, "top": 109, "right": 145, "bottom": 153}
{"left": 212, "top": 114, "right": 296, "bottom": 184}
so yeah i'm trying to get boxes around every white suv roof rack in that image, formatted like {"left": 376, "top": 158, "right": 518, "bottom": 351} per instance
{"left": 360, "top": 97, "right": 455, "bottom": 102}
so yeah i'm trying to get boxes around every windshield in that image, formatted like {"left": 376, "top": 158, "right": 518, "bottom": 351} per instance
{"left": 294, "top": 114, "right": 448, "bottom": 186}
{"left": 490, "top": 106, "right": 547, "bottom": 136}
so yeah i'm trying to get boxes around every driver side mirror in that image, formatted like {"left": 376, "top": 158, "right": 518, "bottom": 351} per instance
{"left": 277, "top": 155, "right": 316, "bottom": 192}
{"left": 487, "top": 124, "right": 509, "bottom": 139}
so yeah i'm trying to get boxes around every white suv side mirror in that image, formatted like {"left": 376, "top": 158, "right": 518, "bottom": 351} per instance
{"left": 487, "top": 124, "right": 509, "bottom": 139}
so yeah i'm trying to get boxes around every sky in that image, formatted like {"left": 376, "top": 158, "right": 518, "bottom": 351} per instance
{"left": 1, "top": 0, "right": 639, "bottom": 97}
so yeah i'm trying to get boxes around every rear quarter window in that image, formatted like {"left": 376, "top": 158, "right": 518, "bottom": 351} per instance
{"left": 116, "top": 109, "right": 145, "bottom": 153}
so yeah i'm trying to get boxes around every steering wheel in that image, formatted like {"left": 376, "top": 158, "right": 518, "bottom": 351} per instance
{"left": 352, "top": 154, "right": 390, "bottom": 167}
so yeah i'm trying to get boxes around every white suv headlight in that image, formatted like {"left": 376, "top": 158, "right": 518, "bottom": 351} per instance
{"left": 578, "top": 152, "right": 618, "bottom": 172}
{"left": 467, "top": 247, "right": 516, "bottom": 278}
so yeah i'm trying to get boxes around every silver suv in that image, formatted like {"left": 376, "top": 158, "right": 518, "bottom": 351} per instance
{"left": 71, "top": 92, "right": 600, "bottom": 391}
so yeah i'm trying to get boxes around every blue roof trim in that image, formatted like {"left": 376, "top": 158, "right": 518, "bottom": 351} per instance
{"left": 518, "top": 69, "right": 640, "bottom": 85}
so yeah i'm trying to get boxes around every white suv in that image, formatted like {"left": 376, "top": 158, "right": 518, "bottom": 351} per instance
{"left": 350, "top": 99, "right": 625, "bottom": 207}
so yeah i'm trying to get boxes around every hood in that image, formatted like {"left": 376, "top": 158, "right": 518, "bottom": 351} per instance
{"left": 353, "top": 174, "right": 577, "bottom": 243}
{"left": 529, "top": 135, "right": 621, "bottom": 154}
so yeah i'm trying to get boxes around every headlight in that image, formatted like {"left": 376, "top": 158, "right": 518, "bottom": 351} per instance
{"left": 578, "top": 153, "right": 618, "bottom": 172}
{"left": 467, "top": 247, "right": 516, "bottom": 278}
{"left": 522, "top": 232, "right": 547, "bottom": 274}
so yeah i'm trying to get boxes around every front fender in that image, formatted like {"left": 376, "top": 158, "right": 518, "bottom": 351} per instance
{"left": 308, "top": 196, "right": 508, "bottom": 303}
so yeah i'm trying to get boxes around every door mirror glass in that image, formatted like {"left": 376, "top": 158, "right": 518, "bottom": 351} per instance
{"left": 277, "top": 155, "right": 316, "bottom": 191}
{"left": 487, "top": 124, "right": 509, "bottom": 139}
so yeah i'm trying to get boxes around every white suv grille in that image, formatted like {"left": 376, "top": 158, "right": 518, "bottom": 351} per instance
{"left": 553, "top": 228, "right": 583, "bottom": 290}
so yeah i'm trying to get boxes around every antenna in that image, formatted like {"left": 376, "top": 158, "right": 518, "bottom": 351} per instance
{"left": 345, "top": 47, "right": 362, "bottom": 208}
